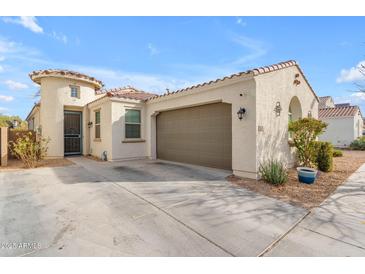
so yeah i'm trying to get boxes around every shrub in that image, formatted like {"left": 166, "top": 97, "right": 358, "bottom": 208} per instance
{"left": 350, "top": 136, "right": 365, "bottom": 150}
{"left": 288, "top": 118, "right": 327, "bottom": 167}
{"left": 315, "top": 141, "right": 333, "bottom": 172}
{"left": 259, "top": 159, "right": 288, "bottom": 186}
{"left": 10, "top": 132, "right": 49, "bottom": 168}
{"left": 333, "top": 149, "right": 343, "bottom": 157}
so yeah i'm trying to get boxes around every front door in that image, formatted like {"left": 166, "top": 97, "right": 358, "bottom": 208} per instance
{"left": 64, "top": 111, "right": 82, "bottom": 155}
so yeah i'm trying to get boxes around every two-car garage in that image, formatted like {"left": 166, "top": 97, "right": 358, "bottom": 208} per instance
{"left": 156, "top": 103, "right": 232, "bottom": 170}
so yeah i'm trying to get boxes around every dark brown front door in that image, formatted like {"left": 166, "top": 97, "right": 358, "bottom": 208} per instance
{"left": 64, "top": 111, "right": 82, "bottom": 155}
{"left": 156, "top": 103, "right": 232, "bottom": 170}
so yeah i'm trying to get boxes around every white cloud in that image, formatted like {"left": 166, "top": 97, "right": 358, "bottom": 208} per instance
{"left": 0, "top": 56, "right": 4, "bottom": 61}
{"left": 147, "top": 43, "right": 159, "bottom": 56}
{"left": 170, "top": 33, "right": 268, "bottom": 83}
{"left": 0, "top": 37, "right": 44, "bottom": 67}
{"left": 336, "top": 60, "right": 365, "bottom": 83}
{"left": 0, "top": 39, "right": 18, "bottom": 53}
{"left": 339, "top": 41, "right": 351, "bottom": 47}
{"left": 70, "top": 65, "right": 192, "bottom": 93}
{"left": 236, "top": 18, "right": 247, "bottom": 27}
{"left": 350, "top": 92, "right": 365, "bottom": 101}
{"left": 3, "top": 16, "right": 43, "bottom": 34}
{"left": 0, "top": 65, "right": 4, "bottom": 73}
{"left": 230, "top": 34, "right": 267, "bottom": 66}
{"left": 334, "top": 92, "right": 365, "bottom": 111}
{"left": 0, "top": 95, "right": 14, "bottom": 102}
{"left": 51, "top": 31, "right": 68, "bottom": 44}
{"left": 0, "top": 106, "right": 8, "bottom": 113}
{"left": 4, "top": 80, "right": 28, "bottom": 90}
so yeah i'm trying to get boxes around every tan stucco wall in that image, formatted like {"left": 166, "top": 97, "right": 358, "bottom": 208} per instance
{"left": 110, "top": 100, "right": 147, "bottom": 161}
{"left": 319, "top": 113, "right": 363, "bottom": 147}
{"left": 255, "top": 66, "right": 319, "bottom": 170}
{"left": 88, "top": 99, "right": 113, "bottom": 160}
{"left": 146, "top": 77, "right": 257, "bottom": 178}
{"left": 38, "top": 77, "right": 101, "bottom": 158}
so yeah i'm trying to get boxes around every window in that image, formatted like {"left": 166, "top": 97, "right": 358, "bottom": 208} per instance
{"left": 70, "top": 86, "right": 80, "bottom": 98}
{"left": 125, "top": 109, "right": 141, "bottom": 138}
{"left": 95, "top": 110, "right": 101, "bottom": 139}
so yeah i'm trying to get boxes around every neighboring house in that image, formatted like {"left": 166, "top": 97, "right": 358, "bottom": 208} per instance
{"left": 318, "top": 96, "right": 363, "bottom": 147}
{"left": 26, "top": 60, "right": 319, "bottom": 179}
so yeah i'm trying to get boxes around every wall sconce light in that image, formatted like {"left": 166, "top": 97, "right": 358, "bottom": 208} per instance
{"left": 237, "top": 107, "right": 246, "bottom": 120}
{"left": 274, "top": 102, "right": 282, "bottom": 116}
{"left": 308, "top": 111, "right": 312, "bottom": 118}
{"left": 88, "top": 122, "right": 93, "bottom": 128}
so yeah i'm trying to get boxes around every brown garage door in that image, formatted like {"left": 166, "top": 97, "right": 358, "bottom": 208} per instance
{"left": 156, "top": 103, "right": 232, "bottom": 170}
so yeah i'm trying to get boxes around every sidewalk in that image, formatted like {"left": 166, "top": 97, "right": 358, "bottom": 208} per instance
{"left": 266, "top": 163, "right": 365, "bottom": 256}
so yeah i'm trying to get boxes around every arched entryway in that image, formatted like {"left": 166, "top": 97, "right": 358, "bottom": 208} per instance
{"left": 288, "top": 96, "right": 302, "bottom": 140}
{"left": 288, "top": 96, "right": 302, "bottom": 122}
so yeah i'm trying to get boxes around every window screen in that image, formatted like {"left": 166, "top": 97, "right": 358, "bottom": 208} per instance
{"left": 95, "top": 111, "right": 101, "bottom": 139}
{"left": 70, "top": 86, "right": 80, "bottom": 98}
{"left": 125, "top": 109, "right": 141, "bottom": 138}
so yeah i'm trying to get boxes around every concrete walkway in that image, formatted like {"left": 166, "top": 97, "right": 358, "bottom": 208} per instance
{"left": 0, "top": 157, "right": 306, "bottom": 256}
{"left": 266, "top": 163, "right": 365, "bottom": 256}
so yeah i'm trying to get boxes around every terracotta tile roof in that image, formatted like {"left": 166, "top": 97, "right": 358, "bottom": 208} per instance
{"left": 29, "top": 69, "right": 103, "bottom": 89}
{"left": 104, "top": 86, "right": 157, "bottom": 101}
{"left": 319, "top": 106, "right": 361, "bottom": 118}
{"left": 319, "top": 96, "right": 332, "bottom": 109}
{"left": 147, "top": 60, "right": 319, "bottom": 102}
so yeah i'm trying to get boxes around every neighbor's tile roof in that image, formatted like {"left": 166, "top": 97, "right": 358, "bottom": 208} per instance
{"left": 318, "top": 96, "right": 332, "bottom": 109}
{"left": 147, "top": 60, "right": 319, "bottom": 102}
{"left": 319, "top": 106, "right": 360, "bottom": 118}
{"left": 335, "top": 103, "right": 350, "bottom": 108}
{"left": 105, "top": 86, "right": 157, "bottom": 101}
{"left": 29, "top": 69, "right": 103, "bottom": 89}
{"left": 25, "top": 102, "right": 40, "bottom": 121}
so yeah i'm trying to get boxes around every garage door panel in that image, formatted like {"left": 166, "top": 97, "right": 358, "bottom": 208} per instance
{"left": 156, "top": 103, "right": 232, "bottom": 170}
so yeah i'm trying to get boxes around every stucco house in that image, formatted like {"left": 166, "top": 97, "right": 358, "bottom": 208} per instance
{"left": 26, "top": 60, "right": 319, "bottom": 179}
{"left": 318, "top": 96, "right": 363, "bottom": 147}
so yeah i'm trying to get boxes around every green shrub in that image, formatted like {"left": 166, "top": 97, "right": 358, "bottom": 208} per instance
{"left": 259, "top": 159, "right": 288, "bottom": 186}
{"left": 288, "top": 118, "right": 327, "bottom": 167}
{"left": 10, "top": 132, "right": 49, "bottom": 168}
{"left": 333, "top": 149, "right": 343, "bottom": 157}
{"left": 315, "top": 141, "right": 333, "bottom": 172}
{"left": 350, "top": 136, "right": 365, "bottom": 150}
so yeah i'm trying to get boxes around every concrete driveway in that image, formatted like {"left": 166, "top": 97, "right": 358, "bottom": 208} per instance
{"left": 265, "top": 163, "right": 365, "bottom": 256}
{"left": 0, "top": 157, "right": 307, "bottom": 256}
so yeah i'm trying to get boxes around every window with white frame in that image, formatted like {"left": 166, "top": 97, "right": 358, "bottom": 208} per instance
{"left": 95, "top": 110, "right": 101, "bottom": 139}
{"left": 125, "top": 109, "right": 141, "bottom": 138}
{"left": 70, "top": 85, "right": 80, "bottom": 98}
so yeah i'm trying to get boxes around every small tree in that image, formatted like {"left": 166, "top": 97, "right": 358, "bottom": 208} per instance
{"left": 10, "top": 132, "right": 49, "bottom": 168}
{"left": 316, "top": 141, "right": 333, "bottom": 172}
{"left": 288, "top": 118, "right": 327, "bottom": 167}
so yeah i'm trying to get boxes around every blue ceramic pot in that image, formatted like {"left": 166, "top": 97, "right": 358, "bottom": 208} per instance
{"left": 297, "top": 167, "right": 317, "bottom": 184}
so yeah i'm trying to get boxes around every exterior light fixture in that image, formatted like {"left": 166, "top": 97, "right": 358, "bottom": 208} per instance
{"left": 308, "top": 111, "right": 312, "bottom": 118}
{"left": 274, "top": 102, "right": 282, "bottom": 116}
{"left": 237, "top": 107, "right": 246, "bottom": 120}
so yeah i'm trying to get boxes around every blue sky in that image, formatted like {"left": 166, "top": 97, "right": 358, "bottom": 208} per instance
{"left": 0, "top": 16, "right": 365, "bottom": 119}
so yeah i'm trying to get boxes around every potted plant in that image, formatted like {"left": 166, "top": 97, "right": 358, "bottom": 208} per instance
{"left": 296, "top": 167, "right": 317, "bottom": 184}
{"left": 288, "top": 118, "right": 327, "bottom": 184}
